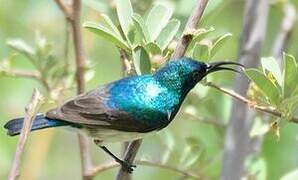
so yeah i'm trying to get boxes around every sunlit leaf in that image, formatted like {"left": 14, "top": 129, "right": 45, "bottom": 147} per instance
{"left": 180, "top": 137, "right": 201, "bottom": 168}
{"left": 131, "top": 13, "right": 151, "bottom": 43}
{"left": 84, "top": 22, "right": 130, "bottom": 51}
{"left": 101, "top": 14, "right": 122, "bottom": 38}
{"left": 281, "top": 169, "right": 298, "bottom": 180}
{"left": 132, "top": 46, "right": 151, "bottom": 75}
{"left": 204, "top": 0, "right": 223, "bottom": 16}
{"left": 85, "top": 70, "right": 95, "bottom": 82}
{"left": 210, "top": 33, "right": 232, "bottom": 58}
{"left": 250, "top": 117, "right": 270, "bottom": 137}
{"left": 156, "top": 19, "right": 180, "bottom": 50}
{"left": 188, "top": 27, "right": 215, "bottom": 51}
{"left": 83, "top": 0, "right": 108, "bottom": 13}
{"left": 146, "top": 4, "right": 173, "bottom": 41}
{"left": 261, "top": 57, "right": 282, "bottom": 86}
{"left": 247, "top": 157, "right": 267, "bottom": 180}
{"left": 145, "top": 42, "right": 162, "bottom": 55}
{"left": 283, "top": 53, "right": 298, "bottom": 98}
{"left": 159, "top": 130, "right": 175, "bottom": 164}
{"left": 116, "top": 0, "right": 133, "bottom": 40}
{"left": 7, "top": 39, "right": 35, "bottom": 60}
{"left": 245, "top": 69, "right": 281, "bottom": 105}
{"left": 280, "top": 96, "right": 298, "bottom": 120}
{"left": 192, "top": 42, "right": 210, "bottom": 61}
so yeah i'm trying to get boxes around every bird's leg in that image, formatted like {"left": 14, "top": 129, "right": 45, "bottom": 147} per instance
{"left": 93, "top": 140, "right": 136, "bottom": 173}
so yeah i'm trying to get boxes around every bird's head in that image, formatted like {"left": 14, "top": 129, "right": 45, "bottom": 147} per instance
{"left": 154, "top": 57, "right": 243, "bottom": 93}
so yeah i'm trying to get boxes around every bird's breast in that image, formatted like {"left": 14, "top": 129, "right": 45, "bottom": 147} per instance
{"left": 107, "top": 77, "right": 182, "bottom": 129}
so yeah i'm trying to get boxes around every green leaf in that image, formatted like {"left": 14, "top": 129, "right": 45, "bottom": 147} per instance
{"left": 283, "top": 53, "right": 298, "bottom": 98}
{"left": 7, "top": 39, "right": 35, "bottom": 60}
{"left": 192, "top": 42, "right": 210, "bottom": 61}
{"left": 210, "top": 33, "right": 232, "bottom": 58}
{"left": 156, "top": 19, "right": 180, "bottom": 50}
{"left": 188, "top": 27, "right": 215, "bottom": 51}
{"left": 146, "top": 4, "right": 173, "bottom": 41}
{"left": 84, "top": 22, "right": 130, "bottom": 51}
{"left": 131, "top": 13, "right": 151, "bottom": 43}
{"left": 204, "top": 0, "right": 223, "bottom": 16}
{"left": 145, "top": 42, "right": 162, "bottom": 55}
{"left": 247, "top": 157, "right": 267, "bottom": 180}
{"left": 132, "top": 46, "right": 151, "bottom": 75}
{"left": 101, "top": 14, "right": 122, "bottom": 38}
{"left": 245, "top": 69, "right": 281, "bottom": 105}
{"left": 159, "top": 130, "right": 175, "bottom": 164}
{"left": 83, "top": 0, "right": 108, "bottom": 13}
{"left": 261, "top": 57, "right": 282, "bottom": 86}
{"left": 281, "top": 169, "right": 298, "bottom": 180}
{"left": 115, "top": 0, "right": 133, "bottom": 40}
{"left": 180, "top": 137, "right": 202, "bottom": 168}
{"left": 280, "top": 96, "right": 298, "bottom": 120}
{"left": 250, "top": 117, "right": 270, "bottom": 137}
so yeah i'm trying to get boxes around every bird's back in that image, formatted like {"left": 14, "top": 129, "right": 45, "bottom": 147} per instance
{"left": 46, "top": 75, "right": 182, "bottom": 133}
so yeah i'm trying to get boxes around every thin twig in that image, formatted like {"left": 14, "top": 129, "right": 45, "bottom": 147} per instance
{"left": 90, "top": 160, "right": 202, "bottom": 179}
{"left": 220, "top": 1, "right": 270, "bottom": 179}
{"left": 71, "top": 0, "right": 85, "bottom": 94}
{"left": 205, "top": 82, "right": 298, "bottom": 124}
{"left": 119, "top": 49, "right": 132, "bottom": 76}
{"left": 136, "top": 160, "right": 202, "bottom": 179}
{"left": 183, "top": 111, "right": 226, "bottom": 128}
{"left": 8, "top": 89, "right": 44, "bottom": 180}
{"left": 53, "top": 0, "right": 93, "bottom": 179}
{"left": 0, "top": 69, "right": 40, "bottom": 79}
{"left": 116, "top": 139, "right": 142, "bottom": 180}
{"left": 54, "top": 0, "right": 73, "bottom": 20}
{"left": 171, "top": 0, "right": 209, "bottom": 59}
{"left": 271, "top": 3, "right": 297, "bottom": 61}
{"left": 70, "top": 0, "right": 93, "bottom": 179}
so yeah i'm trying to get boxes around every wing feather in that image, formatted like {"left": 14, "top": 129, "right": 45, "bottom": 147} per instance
{"left": 46, "top": 85, "right": 151, "bottom": 132}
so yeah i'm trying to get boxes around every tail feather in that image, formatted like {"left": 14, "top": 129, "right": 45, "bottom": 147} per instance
{"left": 4, "top": 114, "right": 69, "bottom": 136}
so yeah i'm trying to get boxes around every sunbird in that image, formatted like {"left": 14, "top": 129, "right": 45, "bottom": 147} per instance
{"left": 4, "top": 57, "right": 243, "bottom": 172}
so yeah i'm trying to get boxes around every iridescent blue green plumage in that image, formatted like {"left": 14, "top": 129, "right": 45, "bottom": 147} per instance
{"left": 4, "top": 57, "right": 242, "bottom": 140}
{"left": 4, "top": 57, "right": 243, "bottom": 173}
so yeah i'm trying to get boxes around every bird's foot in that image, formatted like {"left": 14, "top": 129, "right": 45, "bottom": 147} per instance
{"left": 116, "top": 159, "right": 136, "bottom": 173}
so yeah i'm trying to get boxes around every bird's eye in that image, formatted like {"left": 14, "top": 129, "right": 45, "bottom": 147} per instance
{"left": 192, "top": 71, "right": 200, "bottom": 79}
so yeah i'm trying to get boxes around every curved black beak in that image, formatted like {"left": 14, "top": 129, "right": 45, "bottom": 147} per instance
{"left": 205, "top": 61, "right": 245, "bottom": 75}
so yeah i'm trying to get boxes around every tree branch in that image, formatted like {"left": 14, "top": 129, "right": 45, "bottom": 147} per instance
{"left": 171, "top": 0, "right": 209, "bottom": 59}
{"left": 54, "top": 0, "right": 93, "bottom": 179}
{"left": 220, "top": 1, "right": 270, "bottom": 179}
{"left": 119, "top": 49, "right": 133, "bottom": 76}
{"left": 8, "top": 89, "right": 44, "bottom": 180}
{"left": 90, "top": 160, "right": 202, "bottom": 179}
{"left": 271, "top": 3, "right": 297, "bottom": 61}
{"left": 205, "top": 82, "right": 298, "bottom": 123}
{"left": 116, "top": 139, "right": 142, "bottom": 180}
{"left": 0, "top": 69, "right": 40, "bottom": 79}
{"left": 54, "top": 0, "right": 73, "bottom": 20}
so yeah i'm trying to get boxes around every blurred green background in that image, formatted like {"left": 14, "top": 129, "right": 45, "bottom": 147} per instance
{"left": 1, "top": 0, "right": 298, "bottom": 179}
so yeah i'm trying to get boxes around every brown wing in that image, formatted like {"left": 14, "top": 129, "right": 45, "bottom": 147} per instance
{"left": 46, "top": 85, "right": 151, "bottom": 132}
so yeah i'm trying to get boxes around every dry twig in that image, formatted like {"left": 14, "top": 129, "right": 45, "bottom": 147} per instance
{"left": 171, "top": 0, "right": 209, "bottom": 59}
{"left": 8, "top": 89, "right": 44, "bottom": 180}
{"left": 90, "top": 160, "right": 202, "bottom": 179}
{"left": 53, "top": 1, "right": 93, "bottom": 179}
{"left": 205, "top": 82, "right": 298, "bottom": 123}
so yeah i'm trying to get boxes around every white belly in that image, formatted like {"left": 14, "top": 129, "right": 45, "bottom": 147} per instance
{"left": 79, "top": 127, "right": 156, "bottom": 144}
